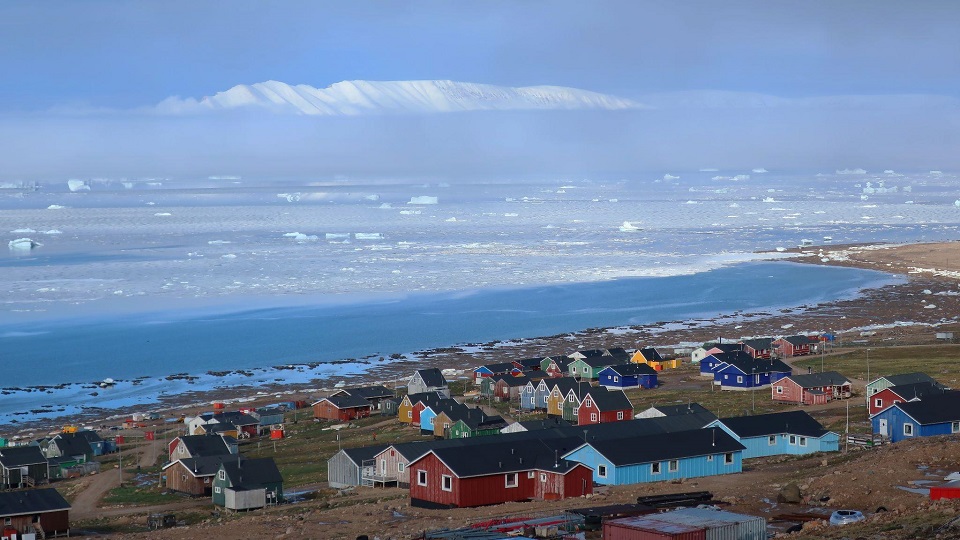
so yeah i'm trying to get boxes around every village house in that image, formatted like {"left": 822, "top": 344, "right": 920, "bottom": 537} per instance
{"left": 418, "top": 397, "right": 461, "bottom": 436}
{"left": 397, "top": 392, "right": 447, "bottom": 424}
{"left": 699, "top": 350, "right": 755, "bottom": 377}
{"left": 407, "top": 368, "right": 449, "bottom": 396}
{"left": 473, "top": 362, "right": 521, "bottom": 384}
{"left": 447, "top": 410, "right": 506, "bottom": 439}
{"left": 248, "top": 407, "right": 285, "bottom": 431}
{"left": 409, "top": 393, "right": 455, "bottom": 427}
{"left": 541, "top": 356, "right": 574, "bottom": 378}
{"left": 561, "top": 383, "right": 597, "bottom": 423}
{"left": 163, "top": 455, "right": 233, "bottom": 496}
{"left": 634, "top": 403, "right": 718, "bottom": 425}
{"left": 868, "top": 381, "right": 947, "bottom": 416}
{"left": 486, "top": 374, "right": 531, "bottom": 402}
{"left": 0, "top": 488, "right": 71, "bottom": 538}
{"left": 771, "top": 371, "right": 852, "bottom": 405}
{"left": 212, "top": 457, "right": 284, "bottom": 511}
{"left": 576, "top": 388, "right": 634, "bottom": 425}
{"left": 519, "top": 378, "right": 552, "bottom": 411}
{"left": 871, "top": 390, "right": 960, "bottom": 442}
{"left": 408, "top": 440, "right": 593, "bottom": 509}
{"left": 598, "top": 363, "right": 658, "bottom": 390}
{"left": 568, "top": 348, "right": 630, "bottom": 362}
{"left": 513, "top": 357, "right": 545, "bottom": 371}
{"left": 188, "top": 411, "right": 260, "bottom": 438}
{"left": 740, "top": 338, "right": 774, "bottom": 359}
{"left": 631, "top": 347, "right": 681, "bottom": 370}
{"left": 546, "top": 379, "right": 593, "bottom": 418}
{"left": 168, "top": 434, "right": 238, "bottom": 460}
{"left": 773, "top": 335, "right": 818, "bottom": 357}
{"left": 710, "top": 356, "right": 792, "bottom": 391}
{"left": 326, "top": 444, "right": 390, "bottom": 489}
{"left": 568, "top": 356, "right": 621, "bottom": 380}
{"left": 562, "top": 427, "right": 744, "bottom": 486}
{"left": 691, "top": 342, "right": 743, "bottom": 364}
{"left": 865, "top": 372, "right": 941, "bottom": 400}
{"left": 329, "top": 385, "right": 395, "bottom": 412}
{"left": 0, "top": 446, "right": 49, "bottom": 489}
{"left": 42, "top": 432, "right": 95, "bottom": 462}
{"left": 312, "top": 393, "right": 373, "bottom": 422}
{"left": 708, "top": 410, "right": 840, "bottom": 458}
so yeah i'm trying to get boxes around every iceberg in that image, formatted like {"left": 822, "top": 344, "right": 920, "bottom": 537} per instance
{"left": 8, "top": 238, "right": 41, "bottom": 251}
{"left": 619, "top": 221, "right": 642, "bottom": 232}
{"left": 43, "top": 230, "right": 62, "bottom": 235}
{"left": 277, "top": 192, "right": 302, "bottom": 202}
{"left": 325, "top": 233, "right": 349, "bottom": 240}
{"left": 154, "top": 212, "right": 172, "bottom": 216}
{"left": 399, "top": 210, "right": 421, "bottom": 215}
{"left": 67, "top": 179, "right": 90, "bottom": 192}
{"left": 752, "top": 168, "right": 768, "bottom": 173}
{"left": 47, "top": 205, "right": 65, "bottom": 210}
{"left": 10, "top": 228, "right": 36, "bottom": 233}
{"left": 408, "top": 196, "right": 438, "bottom": 205}
{"left": 378, "top": 203, "right": 393, "bottom": 209}
{"left": 283, "top": 232, "right": 318, "bottom": 242}
{"left": 354, "top": 233, "right": 384, "bottom": 240}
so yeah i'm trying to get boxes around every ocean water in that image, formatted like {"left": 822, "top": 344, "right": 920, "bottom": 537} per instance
{"left": 0, "top": 170, "right": 957, "bottom": 425}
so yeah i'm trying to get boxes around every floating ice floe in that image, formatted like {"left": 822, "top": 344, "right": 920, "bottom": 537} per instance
{"left": 619, "top": 221, "right": 642, "bottom": 232}
{"left": 663, "top": 174, "right": 680, "bottom": 180}
{"left": 408, "top": 195, "right": 438, "bottom": 205}
{"left": 504, "top": 213, "right": 519, "bottom": 217}
{"left": 752, "top": 168, "right": 768, "bottom": 173}
{"left": 277, "top": 193, "right": 302, "bottom": 202}
{"left": 762, "top": 197, "right": 776, "bottom": 203}
{"left": 283, "top": 232, "right": 318, "bottom": 242}
{"left": 445, "top": 217, "right": 458, "bottom": 222}
{"left": 43, "top": 230, "right": 61, "bottom": 235}
{"left": 11, "top": 228, "right": 36, "bottom": 233}
{"left": 8, "top": 238, "right": 41, "bottom": 251}
{"left": 47, "top": 205, "right": 65, "bottom": 210}
{"left": 207, "top": 240, "right": 231, "bottom": 245}
{"left": 775, "top": 247, "right": 786, "bottom": 252}
{"left": 325, "top": 233, "right": 349, "bottom": 240}
{"left": 354, "top": 233, "right": 384, "bottom": 240}
{"left": 378, "top": 202, "right": 393, "bottom": 209}
{"left": 67, "top": 179, "right": 90, "bottom": 192}
{"left": 221, "top": 254, "right": 237, "bottom": 259}
{"left": 364, "top": 194, "right": 380, "bottom": 201}
{"left": 399, "top": 210, "right": 420, "bottom": 215}
{"left": 154, "top": 212, "right": 172, "bottom": 216}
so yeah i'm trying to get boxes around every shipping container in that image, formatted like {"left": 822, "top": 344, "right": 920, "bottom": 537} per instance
{"left": 642, "top": 508, "right": 766, "bottom": 540}
{"left": 604, "top": 516, "right": 707, "bottom": 540}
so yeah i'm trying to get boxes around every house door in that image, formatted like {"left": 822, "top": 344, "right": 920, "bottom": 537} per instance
{"left": 878, "top": 419, "right": 888, "bottom": 437}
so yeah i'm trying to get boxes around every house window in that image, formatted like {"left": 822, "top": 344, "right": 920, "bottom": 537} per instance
{"left": 407, "top": 410, "right": 412, "bottom": 419}
{"left": 590, "top": 413, "right": 598, "bottom": 422}
{"left": 737, "top": 376, "right": 743, "bottom": 384}
{"left": 789, "top": 435, "right": 797, "bottom": 445}
{"left": 724, "top": 375, "right": 729, "bottom": 380}
{"left": 568, "top": 395, "right": 575, "bottom": 402}
{"left": 178, "top": 445, "right": 185, "bottom": 454}
{"left": 668, "top": 460, "right": 679, "bottom": 472}
{"left": 706, "top": 455, "right": 713, "bottom": 462}
{"left": 3, "top": 518, "right": 10, "bottom": 526}
{"left": 598, "top": 465, "right": 607, "bottom": 478}
{"left": 218, "top": 470, "right": 225, "bottom": 481}
{"left": 428, "top": 417, "right": 433, "bottom": 425}
{"left": 768, "top": 435, "right": 776, "bottom": 446}
{"left": 724, "top": 453, "right": 734, "bottom": 464}
{"left": 182, "top": 474, "right": 187, "bottom": 482}
{"left": 398, "top": 463, "right": 405, "bottom": 473}
{"left": 540, "top": 473, "right": 547, "bottom": 482}
{"left": 776, "top": 386, "right": 783, "bottom": 394}
{"left": 441, "top": 474, "right": 452, "bottom": 492}
{"left": 573, "top": 408, "right": 578, "bottom": 416}
{"left": 505, "top": 473, "right": 518, "bottom": 488}
{"left": 651, "top": 462, "right": 661, "bottom": 474}
{"left": 904, "top": 423, "right": 914, "bottom": 436}
{"left": 613, "top": 376, "right": 619, "bottom": 382}
{"left": 528, "top": 471, "right": 535, "bottom": 479}
{"left": 799, "top": 437, "right": 807, "bottom": 447}
{"left": 214, "top": 486, "right": 221, "bottom": 494}
{"left": 572, "top": 367, "right": 578, "bottom": 374}
{"left": 443, "top": 423, "right": 449, "bottom": 429}
{"left": 617, "top": 411, "right": 624, "bottom": 420}
{"left": 585, "top": 398, "right": 592, "bottom": 407}
{"left": 953, "top": 422, "right": 960, "bottom": 434}
{"left": 530, "top": 397, "right": 535, "bottom": 405}
{"left": 875, "top": 398, "right": 883, "bottom": 408}
{"left": 417, "top": 470, "right": 427, "bottom": 486}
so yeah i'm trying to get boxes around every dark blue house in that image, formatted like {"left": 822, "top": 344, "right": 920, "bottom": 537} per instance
{"left": 598, "top": 363, "right": 659, "bottom": 390}
{"left": 871, "top": 391, "right": 960, "bottom": 443}
{"left": 699, "top": 350, "right": 752, "bottom": 378}
{"left": 712, "top": 357, "right": 791, "bottom": 391}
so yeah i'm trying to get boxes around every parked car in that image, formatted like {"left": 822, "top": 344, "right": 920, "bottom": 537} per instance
{"left": 830, "top": 509, "right": 865, "bottom": 526}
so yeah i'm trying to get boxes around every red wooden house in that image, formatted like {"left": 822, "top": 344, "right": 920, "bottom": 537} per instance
{"left": 577, "top": 388, "right": 633, "bottom": 425}
{"left": 408, "top": 441, "right": 593, "bottom": 509}
{"left": 868, "top": 382, "right": 947, "bottom": 416}
{"left": 773, "top": 335, "right": 816, "bottom": 357}
{"left": 312, "top": 394, "right": 372, "bottom": 422}
{"left": 543, "top": 357, "right": 573, "bottom": 378}
{"left": 771, "top": 371, "right": 851, "bottom": 405}
{"left": 741, "top": 338, "right": 774, "bottom": 359}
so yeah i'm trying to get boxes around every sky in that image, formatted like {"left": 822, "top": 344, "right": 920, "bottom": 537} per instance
{"left": 1, "top": 1, "right": 958, "bottom": 178}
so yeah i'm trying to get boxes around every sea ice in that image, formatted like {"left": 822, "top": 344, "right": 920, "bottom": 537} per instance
{"left": 10, "top": 228, "right": 36, "bottom": 233}
{"left": 408, "top": 196, "right": 438, "bottom": 205}
{"left": 8, "top": 238, "right": 40, "bottom": 251}
{"left": 283, "top": 232, "right": 318, "bottom": 242}
{"left": 325, "top": 233, "right": 349, "bottom": 239}
{"left": 354, "top": 233, "right": 384, "bottom": 240}
{"left": 752, "top": 168, "right": 768, "bottom": 173}
{"left": 619, "top": 221, "right": 642, "bottom": 232}
{"left": 42, "top": 230, "right": 62, "bottom": 235}
{"left": 47, "top": 205, "right": 65, "bottom": 210}
{"left": 663, "top": 174, "right": 680, "bottom": 180}
{"left": 67, "top": 179, "right": 90, "bottom": 192}
{"left": 399, "top": 210, "right": 420, "bottom": 215}
{"left": 277, "top": 193, "right": 302, "bottom": 202}
{"left": 154, "top": 212, "right": 172, "bottom": 216}
{"left": 445, "top": 217, "right": 458, "bottom": 222}
{"left": 378, "top": 203, "right": 393, "bottom": 209}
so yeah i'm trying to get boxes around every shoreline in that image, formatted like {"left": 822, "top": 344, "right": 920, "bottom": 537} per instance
{"left": 5, "top": 242, "right": 960, "bottom": 436}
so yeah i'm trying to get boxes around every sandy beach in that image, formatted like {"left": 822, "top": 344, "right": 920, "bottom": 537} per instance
{"left": 6, "top": 240, "right": 960, "bottom": 437}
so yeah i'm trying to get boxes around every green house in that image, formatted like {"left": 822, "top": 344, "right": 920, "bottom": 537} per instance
{"left": 561, "top": 388, "right": 585, "bottom": 422}
{"left": 448, "top": 411, "right": 506, "bottom": 439}
{"left": 212, "top": 458, "right": 283, "bottom": 511}
{"left": 568, "top": 357, "right": 619, "bottom": 380}
{"left": 865, "top": 372, "right": 939, "bottom": 400}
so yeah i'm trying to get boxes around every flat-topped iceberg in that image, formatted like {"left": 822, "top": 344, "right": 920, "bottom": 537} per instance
{"left": 9, "top": 238, "right": 41, "bottom": 251}
{"left": 408, "top": 196, "right": 438, "bottom": 205}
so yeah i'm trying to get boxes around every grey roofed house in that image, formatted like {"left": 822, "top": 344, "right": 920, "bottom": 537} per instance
{"left": 316, "top": 393, "right": 372, "bottom": 410}
{"left": 420, "top": 438, "right": 585, "bottom": 478}
{"left": 0, "top": 446, "right": 48, "bottom": 468}
{"left": 717, "top": 410, "right": 829, "bottom": 438}
{"left": 515, "top": 357, "right": 545, "bottom": 370}
{"left": 784, "top": 371, "right": 852, "bottom": 387}
{"left": 174, "top": 434, "right": 237, "bottom": 458}
{"left": 886, "top": 381, "right": 948, "bottom": 401}
{"left": 408, "top": 368, "right": 449, "bottom": 396}
{"left": 718, "top": 356, "right": 791, "bottom": 375}
{"left": 585, "top": 388, "right": 633, "bottom": 412}
{"left": 635, "top": 402, "right": 719, "bottom": 425}
{"left": 566, "top": 427, "right": 744, "bottom": 466}
{"left": 706, "top": 342, "right": 743, "bottom": 353}
{"left": 335, "top": 385, "right": 394, "bottom": 400}
{"left": 200, "top": 411, "right": 260, "bottom": 427}
{"left": 219, "top": 457, "right": 283, "bottom": 490}
{"left": 780, "top": 335, "right": 818, "bottom": 346}
{"left": 162, "top": 455, "right": 232, "bottom": 477}
{"left": 327, "top": 444, "right": 391, "bottom": 488}
{"left": 0, "top": 487, "right": 70, "bottom": 518}
{"left": 892, "top": 391, "right": 960, "bottom": 424}
{"left": 45, "top": 434, "right": 94, "bottom": 460}
{"left": 884, "top": 372, "right": 940, "bottom": 387}
{"left": 741, "top": 338, "right": 774, "bottom": 350}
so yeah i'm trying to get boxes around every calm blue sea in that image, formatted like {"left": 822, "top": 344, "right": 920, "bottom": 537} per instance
{"left": 2, "top": 261, "right": 894, "bottom": 388}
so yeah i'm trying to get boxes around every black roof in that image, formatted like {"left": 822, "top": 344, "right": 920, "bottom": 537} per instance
{"left": 886, "top": 381, "right": 947, "bottom": 400}
{"left": 718, "top": 410, "right": 829, "bottom": 438}
{"left": 705, "top": 343, "right": 743, "bottom": 353}
{"left": 545, "top": 357, "right": 574, "bottom": 371}
{"left": 492, "top": 374, "right": 531, "bottom": 388}
{"left": 637, "top": 347, "right": 664, "bottom": 362}
{"left": 573, "top": 428, "right": 744, "bottom": 466}
{"left": 706, "top": 350, "right": 754, "bottom": 364}
{"left": 413, "top": 368, "right": 448, "bottom": 388}
{"left": 478, "top": 362, "right": 518, "bottom": 374}
{"left": 0, "top": 446, "right": 47, "bottom": 468}
{"left": 883, "top": 372, "right": 939, "bottom": 387}
{"left": 784, "top": 371, "right": 851, "bottom": 387}
{"left": 602, "top": 363, "right": 658, "bottom": 377}
{"left": 177, "top": 434, "right": 235, "bottom": 458}
{"left": 165, "top": 455, "right": 234, "bottom": 477}
{"left": 576, "top": 356, "right": 621, "bottom": 368}
{"left": 341, "top": 444, "right": 391, "bottom": 465}
{"left": 427, "top": 438, "right": 586, "bottom": 477}
{"left": 524, "top": 369, "right": 549, "bottom": 380}
{"left": 422, "top": 397, "right": 460, "bottom": 413}
{"left": 585, "top": 388, "right": 633, "bottom": 412}
{"left": 649, "top": 403, "right": 717, "bottom": 422}
{"left": 200, "top": 411, "right": 260, "bottom": 427}
{"left": 606, "top": 347, "right": 630, "bottom": 359}
{"left": 339, "top": 385, "right": 394, "bottom": 400}
{"left": 52, "top": 433, "right": 94, "bottom": 457}
{"left": 411, "top": 393, "right": 455, "bottom": 410}
{"left": 516, "top": 358, "right": 545, "bottom": 370}
{"left": 741, "top": 338, "right": 773, "bottom": 350}
{"left": 220, "top": 457, "right": 283, "bottom": 490}
{"left": 895, "top": 391, "right": 960, "bottom": 424}
{"left": 717, "top": 356, "right": 791, "bottom": 375}
{"left": 572, "top": 349, "right": 608, "bottom": 358}
{"left": 0, "top": 488, "right": 70, "bottom": 518}
{"left": 321, "top": 393, "right": 372, "bottom": 409}
{"left": 73, "top": 430, "right": 104, "bottom": 444}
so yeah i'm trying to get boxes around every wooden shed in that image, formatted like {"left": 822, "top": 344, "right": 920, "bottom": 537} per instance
{"left": 0, "top": 487, "right": 71, "bottom": 538}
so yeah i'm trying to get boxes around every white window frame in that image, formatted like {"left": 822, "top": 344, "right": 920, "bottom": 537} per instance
{"left": 775, "top": 386, "right": 783, "bottom": 394}
{"left": 540, "top": 472, "right": 547, "bottom": 482}
{"left": 572, "top": 367, "right": 578, "bottom": 374}
{"left": 573, "top": 408, "right": 578, "bottom": 416}
{"left": 585, "top": 398, "right": 592, "bottom": 407}
{"left": 724, "top": 374, "right": 729, "bottom": 380}
{"left": 736, "top": 376, "right": 743, "bottom": 384}
{"left": 417, "top": 470, "right": 428, "bottom": 486}
{"left": 598, "top": 464, "right": 607, "bottom": 478}
{"left": 875, "top": 398, "right": 883, "bottom": 408}
{"left": 590, "top": 413, "right": 598, "bottom": 422}
{"left": 398, "top": 463, "right": 405, "bottom": 473}
{"left": 706, "top": 455, "right": 713, "bottom": 462}
{"left": 441, "top": 474, "right": 452, "bottom": 492}
{"left": 953, "top": 422, "right": 960, "bottom": 434}
{"left": 799, "top": 437, "right": 807, "bottom": 447}
{"left": 530, "top": 397, "right": 535, "bottom": 405}
{"left": 617, "top": 411, "right": 624, "bottom": 420}
{"left": 527, "top": 471, "right": 535, "bottom": 479}
{"left": 613, "top": 376, "right": 619, "bottom": 382}
{"left": 214, "top": 486, "right": 221, "bottom": 494}
{"left": 724, "top": 453, "right": 734, "bottom": 465}
{"left": 788, "top": 435, "right": 797, "bottom": 445}
{"left": 904, "top": 423, "right": 914, "bottom": 436}
{"left": 668, "top": 460, "right": 679, "bottom": 472}
{"left": 505, "top": 472, "right": 518, "bottom": 488}
{"left": 768, "top": 435, "right": 776, "bottom": 446}
{"left": 218, "top": 470, "right": 225, "bottom": 481}
{"left": 568, "top": 395, "right": 575, "bottom": 403}
{"left": 407, "top": 410, "right": 412, "bottom": 419}
{"left": 651, "top": 462, "right": 661, "bottom": 475}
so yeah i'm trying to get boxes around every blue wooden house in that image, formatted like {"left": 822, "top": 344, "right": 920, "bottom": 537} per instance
{"left": 699, "top": 350, "right": 751, "bottom": 377}
{"left": 562, "top": 427, "right": 744, "bottom": 486}
{"left": 871, "top": 391, "right": 960, "bottom": 443}
{"left": 519, "top": 378, "right": 552, "bottom": 411}
{"left": 598, "top": 363, "right": 659, "bottom": 390}
{"left": 707, "top": 410, "right": 839, "bottom": 458}
{"left": 473, "top": 362, "right": 521, "bottom": 384}
{"left": 418, "top": 398, "right": 459, "bottom": 436}
{"left": 711, "top": 356, "right": 791, "bottom": 391}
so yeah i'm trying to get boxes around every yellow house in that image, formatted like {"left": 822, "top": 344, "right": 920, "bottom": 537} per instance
{"left": 631, "top": 347, "right": 681, "bottom": 371}
{"left": 397, "top": 395, "right": 415, "bottom": 424}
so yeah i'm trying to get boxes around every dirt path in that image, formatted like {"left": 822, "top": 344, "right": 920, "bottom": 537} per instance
{"left": 71, "top": 467, "right": 121, "bottom": 520}
{"left": 139, "top": 437, "right": 162, "bottom": 468}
